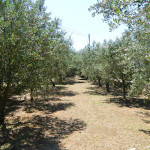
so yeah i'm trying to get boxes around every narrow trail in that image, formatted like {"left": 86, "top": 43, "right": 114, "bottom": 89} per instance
{"left": 54, "top": 76, "right": 150, "bottom": 150}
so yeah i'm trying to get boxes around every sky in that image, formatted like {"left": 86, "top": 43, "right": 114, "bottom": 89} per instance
{"left": 45, "top": 0, "right": 128, "bottom": 51}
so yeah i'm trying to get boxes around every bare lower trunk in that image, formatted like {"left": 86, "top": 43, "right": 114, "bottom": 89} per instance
{"left": 0, "top": 88, "right": 9, "bottom": 138}
{"left": 123, "top": 81, "right": 126, "bottom": 100}
{"left": 51, "top": 80, "right": 55, "bottom": 88}
{"left": 98, "top": 79, "right": 102, "bottom": 87}
{"left": 122, "top": 73, "right": 126, "bottom": 100}
{"left": 0, "top": 97, "right": 6, "bottom": 126}
{"left": 106, "top": 81, "right": 110, "bottom": 93}
{"left": 30, "top": 88, "right": 34, "bottom": 102}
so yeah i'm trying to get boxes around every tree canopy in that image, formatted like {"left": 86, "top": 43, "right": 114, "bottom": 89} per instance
{"left": 89, "top": 0, "right": 150, "bottom": 30}
{"left": 78, "top": 29, "right": 150, "bottom": 99}
{"left": 0, "top": 0, "right": 73, "bottom": 134}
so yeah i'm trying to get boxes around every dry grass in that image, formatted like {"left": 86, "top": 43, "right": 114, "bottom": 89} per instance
{"left": 1, "top": 76, "right": 150, "bottom": 150}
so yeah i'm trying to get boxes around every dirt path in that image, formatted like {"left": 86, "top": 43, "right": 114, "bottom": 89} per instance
{"left": 2, "top": 76, "right": 150, "bottom": 150}
{"left": 54, "top": 77, "right": 150, "bottom": 150}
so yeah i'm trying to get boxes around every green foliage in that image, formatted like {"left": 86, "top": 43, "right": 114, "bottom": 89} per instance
{"left": 88, "top": 0, "right": 150, "bottom": 98}
{"left": 79, "top": 30, "right": 150, "bottom": 98}
{"left": 0, "top": 0, "right": 73, "bottom": 126}
{"left": 89, "top": 0, "right": 150, "bottom": 30}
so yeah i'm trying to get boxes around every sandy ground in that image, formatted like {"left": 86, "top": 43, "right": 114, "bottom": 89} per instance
{"left": 1, "top": 76, "right": 150, "bottom": 150}
{"left": 54, "top": 77, "right": 150, "bottom": 150}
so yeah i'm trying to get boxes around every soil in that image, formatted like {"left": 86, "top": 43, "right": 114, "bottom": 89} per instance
{"left": 1, "top": 76, "right": 150, "bottom": 150}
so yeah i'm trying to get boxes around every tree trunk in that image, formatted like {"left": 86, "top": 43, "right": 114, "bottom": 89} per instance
{"left": 0, "top": 82, "right": 10, "bottom": 138}
{"left": 106, "top": 81, "right": 110, "bottom": 93}
{"left": 122, "top": 74, "right": 126, "bottom": 100}
{"left": 30, "top": 88, "right": 34, "bottom": 102}
{"left": 51, "top": 80, "right": 55, "bottom": 88}
{"left": 98, "top": 78, "right": 102, "bottom": 87}
{"left": 0, "top": 96, "right": 7, "bottom": 137}
{"left": 123, "top": 81, "right": 126, "bottom": 100}
{"left": 0, "top": 96, "right": 6, "bottom": 126}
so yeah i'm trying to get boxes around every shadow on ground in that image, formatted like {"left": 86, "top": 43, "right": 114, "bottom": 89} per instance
{"left": 55, "top": 91, "right": 78, "bottom": 97}
{"left": 24, "top": 99, "right": 74, "bottom": 114}
{"left": 85, "top": 82, "right": 150, "bottom": 138}
{"left": 78, "top": 77, "right": 88, "bottom": 80}
{"left": 1, "top": 84, "right": 86, "bottom": 150}
{"left": 39, "top": 86, "right": 78, "bottom": 98}
{"left": 104, "top": 97, "right": 150, "bottom": 138}
{"left": 5, "top": 95, "right": 75, "bottom": 117}
{"left": 85, "top": 83, "right": 150, "bottom": 110}
{"left": 104, "top": 97, "right": 150, "bottom": 110}
{"left": 5, "top": 98, "right": 25, "bottom": 116}
{"left": 138, "top": 112, "right": 150, "bottom": 137}
{"left": 1, "top": 116, "right": 86, "bottom": 150}
{"left": 139, "top": 129, "right": 150, "bottom": 136}
{"left": 84, "top": 87, "right": 108, "bottom": 96}
{"left": 62, "top": 78, "right": 85, "bottom": 85}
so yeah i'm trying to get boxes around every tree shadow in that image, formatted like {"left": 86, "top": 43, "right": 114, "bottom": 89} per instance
{"left": 36, "top": 86, "right": 67, "bottom": 98}
{"left": 137, "top": 112, "right": 150, "bottom": 137}
{"left": 104, "top": 97, "right": 150, "bottom": 110}
{"left": 24, "top": 100, "right": 75, "bottom": 114}
{"left": 1, "top": 77, "right": 87, "bottom": 149}
{"left": 78, "top": 78, "right": 87, "bottom": 81}
{"left": 75, "top": 81, "right": 85, "bottom": 84}
{"left": 138, "top": 112, "right": 150, "bottom": 117}
{"left": 142, "top": 119, "right": 150, "bottom": 124}
{"left": 140, "top": 112, "right": 150, "bottom": 124}
{"left": 55, "top": 91, "right": 78, "bottom": 97}
{"left": 84, "top": 87, "right": 108, "bottom": 96}
{"left": 5, "top": 82, "right": 79, "bottom": 117}
{"left": 139, "top": 129, "right": 150, "bottom": 136}
{"left": 39, "top": 86, "right": 78, "bottom": 98}
{"left": 5, "top": 98, "right": 25, "bottom": 116}
{"left": 1, "top": 91, "right": 86, "bottom": 149}
{"left": 56, "top": 86, "right": 67, "bottom": 91}
{"left": 0, "top": 115, "right": 86, "bottom": 150}
{"left": 62, "top": 79, "right": 84, "bottom": 85}
{"left": 5, "top": 97, "right": 73, "bottom": 117}
{"left": 79, "top": 76, "right": 88, "bottom": 80}
{"left": 47, "top": 97, "right": 65, "bottom": 102}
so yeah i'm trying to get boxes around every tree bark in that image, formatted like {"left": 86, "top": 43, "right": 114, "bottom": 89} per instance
{"left": 98, "top": 78, "right": 102, "bottom": 87}
{"left": 0, "top": 96, "right": 7, "bottom": 139}
{"left": 51, "top": 80, "right": 55, "bottom": 88}
{"left": 106, "top": 81, "right": 110, "bottom": 93}
{"left": 0, "top": 80, "right": 10, "bottom": 138}
{"left": 0, "top": 96, "right": 6, "bottom": 126}
{"left": 30, "top": 88, "right": 34, "bottom": 102}
{"left": 122, "top": 73, "right": 126, "bottom": 100}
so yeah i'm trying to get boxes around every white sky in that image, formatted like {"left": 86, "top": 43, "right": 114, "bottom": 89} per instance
{"left": 45, "top": 0, "right": 127, "bottom": 51}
